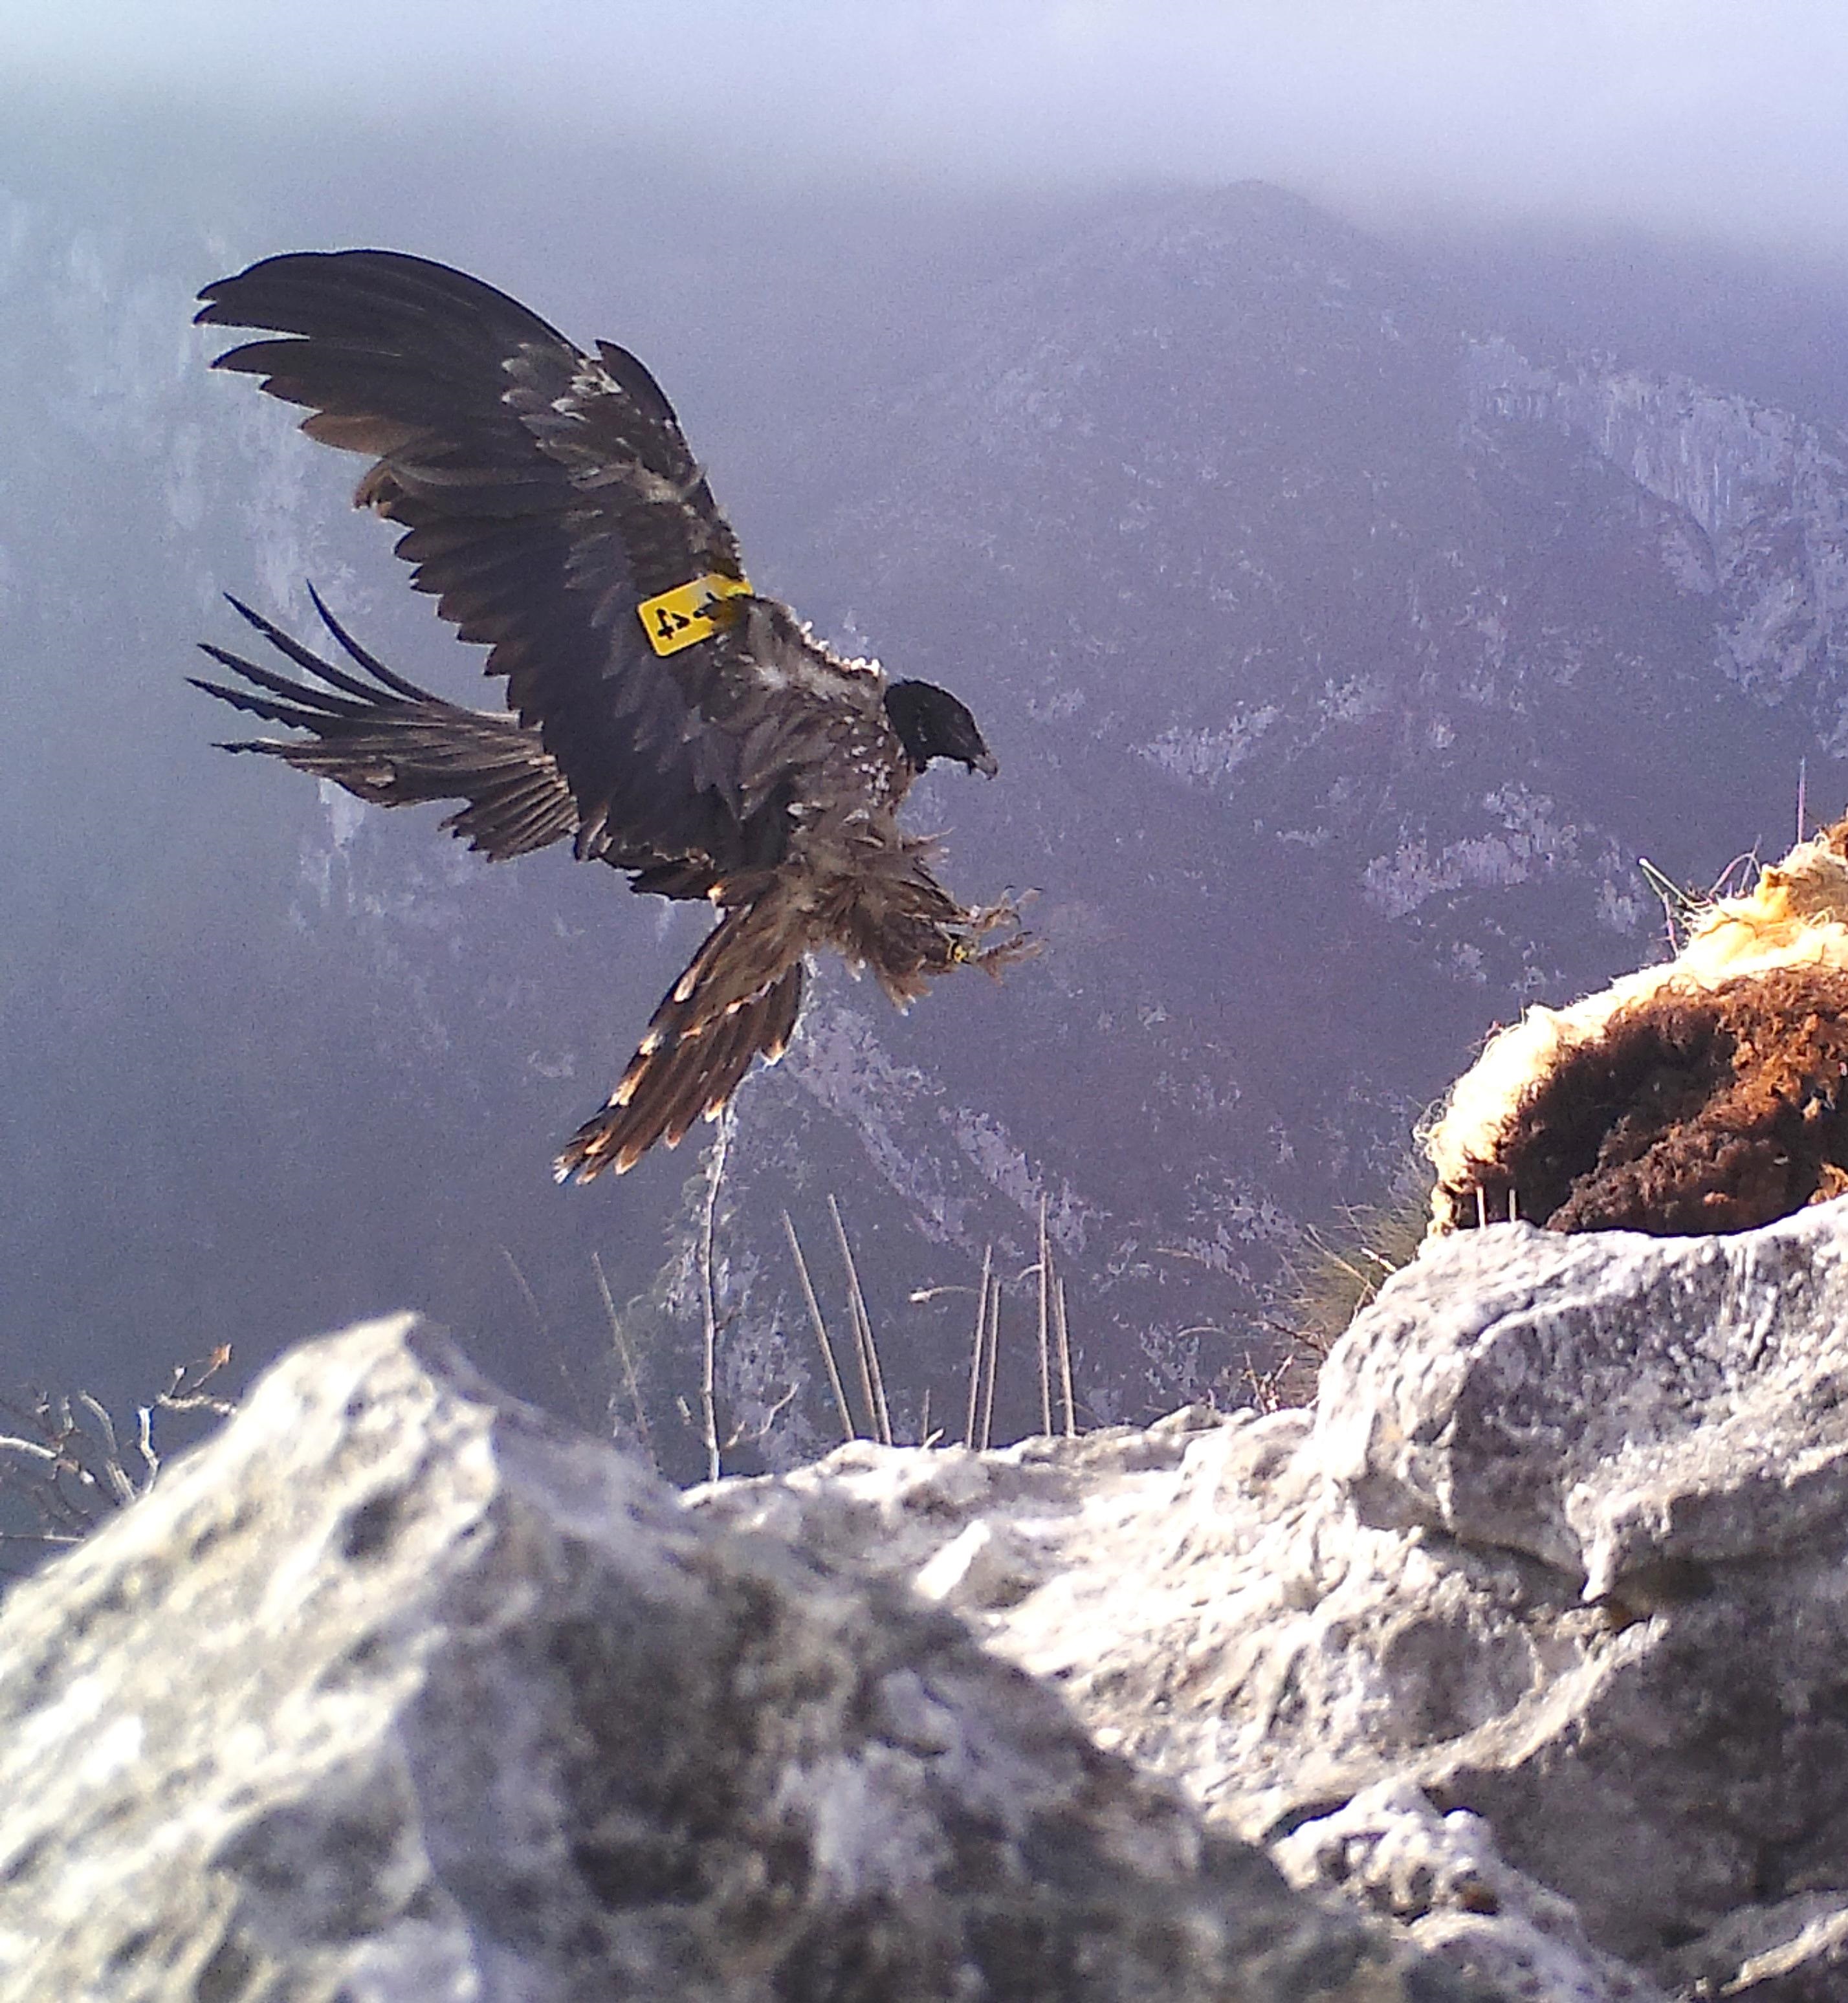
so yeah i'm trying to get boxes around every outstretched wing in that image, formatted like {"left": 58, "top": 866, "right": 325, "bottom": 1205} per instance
{"left": 192, "top": 589, "right": 579, "bottom": 862}
{"left": 195, "top": 249, "right": 770, "bottom": 875}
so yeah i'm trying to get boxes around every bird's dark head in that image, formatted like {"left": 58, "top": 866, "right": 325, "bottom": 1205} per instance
{"left": 884, "top": 679, "right": 998, "bottom": 778}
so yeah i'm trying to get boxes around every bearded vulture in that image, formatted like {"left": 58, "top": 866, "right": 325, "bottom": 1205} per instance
{"left": 192, "top": 250, "right": 1025, "bottom": 1179}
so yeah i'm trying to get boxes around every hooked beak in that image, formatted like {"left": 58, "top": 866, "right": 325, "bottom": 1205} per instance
{"left": 971, "top": 749, "right": 999, "bottom": 780}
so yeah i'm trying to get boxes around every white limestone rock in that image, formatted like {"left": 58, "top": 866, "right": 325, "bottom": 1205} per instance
{"left": 1272, "top": 1783, "right": 1664, "bottom": 2003}
{"left": 0, "top": 1314, "right": 1459, "bottom": 2003}
{"left": 699, "top": 1207, "right": 1848, "bottom": 1998}
{"left": 1317, "top": 1210, "right": 1848, "bottom": 1601}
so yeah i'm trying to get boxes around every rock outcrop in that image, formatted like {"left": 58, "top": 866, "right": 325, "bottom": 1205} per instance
{"left": 0, "top": 1315, "right": 1460, "bottom": 2003}
{"left": 700, "top": 1204, "right": 1848, "bottom": 2000}
{"left": 8, "top": 1204, "right": 1848, "bottom": 2000}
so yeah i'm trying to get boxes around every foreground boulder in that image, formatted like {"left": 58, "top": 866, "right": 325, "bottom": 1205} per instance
{"left": 12, "top": 1205, "right": 1848, "bottom": 2001}
{"left": 700, "top": 1204, "right": 1848, "bottom": 2001}
{"left": 0, "top": 1315, "right": 1459, "bottom": 2003}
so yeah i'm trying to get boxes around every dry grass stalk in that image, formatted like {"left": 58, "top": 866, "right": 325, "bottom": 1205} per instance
{"left": 1053, "top": 1273, "right": 1075, "bottom": 1437}
{"left": 829, "top": 1194, "right": 892, "bottom": 1447}
{"left": 1271, "top": 1180, "right": 1431, "bottom": 1404}
{"left": 697, "top": 1109, "right": 731, "bottom": 1482}
{"left": 963, "top": 1242, "right": 993, "bottom": 1447}
{"left": 501, "top": 1245, "right": 594, "bottom": 1424}
{"left": 782, "top": 1210, "right": 855, "bottom": 1442}
{"left": 591, "top": 1250, "right": 654, "bottom": 1463}
{"left": 978, "top": 1262, "right": 1001, "bottom": 1451}
{"left": 1240, "top": 1349, "right": 1301, "bottom": 1416}
{"left": 498, "top": 1245, "right": 547, "bottom": 1341}
{"left": 1035, "top": 1194, "right": 1052, "bottom": 1437}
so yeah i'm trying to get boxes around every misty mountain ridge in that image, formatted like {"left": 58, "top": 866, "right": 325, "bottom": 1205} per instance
{"left": 6, "top": 170, "right": 1848, "bottom": 1466}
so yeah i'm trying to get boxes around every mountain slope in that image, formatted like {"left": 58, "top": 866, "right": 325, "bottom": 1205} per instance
{"left": 8, "top": 171, "right": 1848, "bottom": 1449}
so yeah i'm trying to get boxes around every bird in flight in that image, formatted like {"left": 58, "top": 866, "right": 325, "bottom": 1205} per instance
{"left": 192, "top": 250, "right": 1028, "bottom": 1178}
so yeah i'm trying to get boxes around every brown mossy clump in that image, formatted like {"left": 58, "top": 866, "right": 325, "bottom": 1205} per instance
{"left": 1427, "top": 813, "right": 1848, "bottom": 1238}
{"left": 1434, "top": 962, "right": 1848, "bottom": 1234}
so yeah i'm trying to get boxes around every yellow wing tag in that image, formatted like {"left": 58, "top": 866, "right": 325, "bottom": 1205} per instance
{"left": 638, "top": 573, "right": 752, "bottom": 657}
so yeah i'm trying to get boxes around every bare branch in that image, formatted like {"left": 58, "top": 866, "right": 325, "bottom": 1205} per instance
{"left": 0, "top": 1434, "right": 61, "bottom": 1467}
{"left": 133, "top": 1406, "right": 159, "bottom": 1489}
{"left": 156, "top": 1348, "right": 237, "bottom": 1417}
{"left": 76, "top": 1395, "right": 138, "bottom": 1507}
{"left": 0, "top": 1351, "right": 237, "bottom": 1571}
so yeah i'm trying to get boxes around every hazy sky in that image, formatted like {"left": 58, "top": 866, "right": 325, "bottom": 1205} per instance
{"left": 14, "top": 1, "right": 1848, "bottom": 256}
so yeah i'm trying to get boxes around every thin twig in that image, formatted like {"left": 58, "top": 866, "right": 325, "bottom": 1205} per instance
{"left": 1054, "top": 1273, "right": 1075, "bottom": 1438}
{"left": 156, "top": 1348, "right": 236, "bottom": 1417}
{"left": 133, "top": 1406, "right": 158, "bottom": 1489}
{"left": 74, "top": 1392, "right": 120, "bottom": 1474}
{"left": 784, "top": 1210, "right": 855, "bottom": 1441}
{"left": 829, "top": 1195, "right": 891, "bottom": 1447}
{"left": 591, "top": 1251, "right": 654, "bottom": 1462}
{"left": 698, "top": 1109, "right": 732, "bottom": 1483}
{"left": 76, "top": 1395, "right": 136, "bottom": 1507}
{"left": 0, "top": 1353, "right": 236, "bottom": 1562}
{"left": 723, "top": 1381, "right": 798, "bottom": 1450}
{"left": 1035, "top": 1194, "right": 1052, "bottom": 1438}
{"left": 860, "top": 1271, "right": 894, "bottom": 1448}
{"left": 964, "top": 1243, "right": 993, "bottom": 1448}
{"left": 0, "top": 1434, "right": 60, "bottom": 1466}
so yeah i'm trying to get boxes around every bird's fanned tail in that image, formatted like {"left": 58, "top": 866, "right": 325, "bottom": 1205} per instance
{"left": 191, "top": 591, "right": 578, "bottom": 861}
{"left": 556, "top": 903, "right": 806, "bottom": 1181}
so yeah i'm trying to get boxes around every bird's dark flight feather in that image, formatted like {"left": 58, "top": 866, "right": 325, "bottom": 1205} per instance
{"left": 195, "top": 248, "right": 1026, "bottom": 1177}
{"left": 192, "top": 592, "right": 580, "bottom": 862}
{"left": 198, "top": 250, "right": 751, "bottom": 864}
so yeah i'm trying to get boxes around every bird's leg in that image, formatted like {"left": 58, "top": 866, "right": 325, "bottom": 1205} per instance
{"left": 945, "top": 893, "right": 1038, "bottom": 972}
